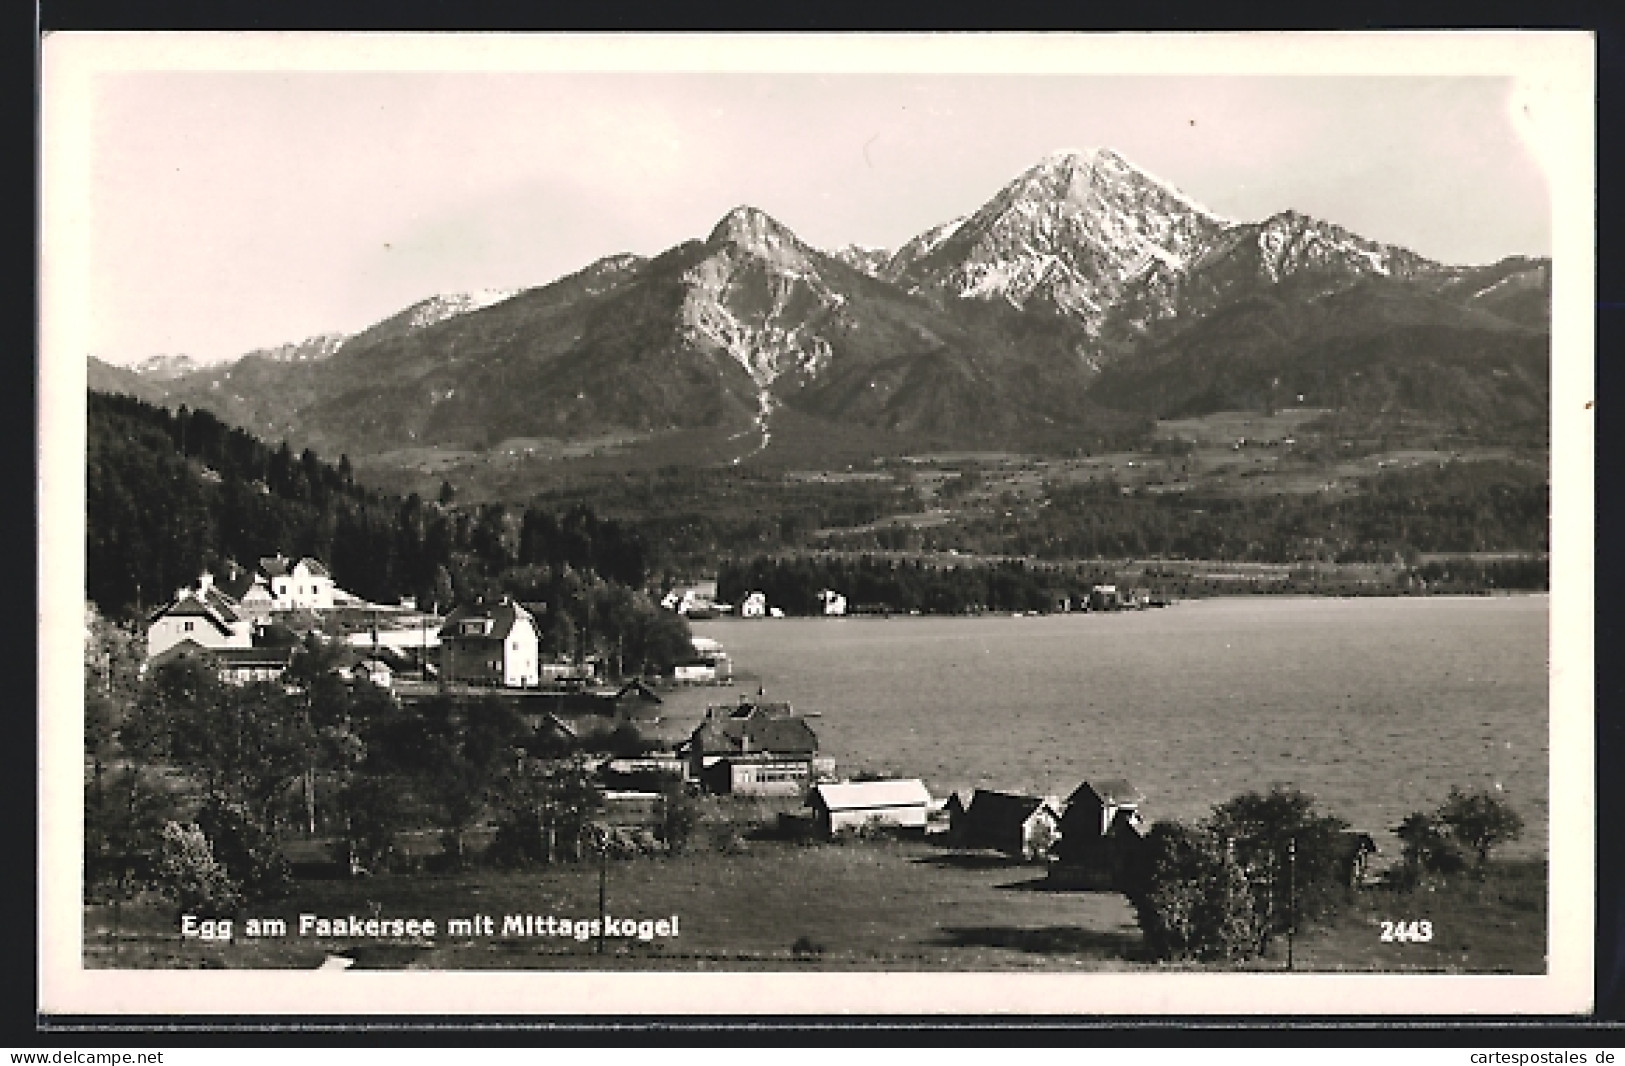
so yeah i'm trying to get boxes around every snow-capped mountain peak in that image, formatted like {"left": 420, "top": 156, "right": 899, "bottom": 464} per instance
{"left": 886, "top": 146, "right": 1232, "bottom": 332}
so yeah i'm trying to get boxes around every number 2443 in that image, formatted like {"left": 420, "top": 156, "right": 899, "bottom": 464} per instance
{"left": 1380, "top": 920, "right": 1433, "bottom": 943}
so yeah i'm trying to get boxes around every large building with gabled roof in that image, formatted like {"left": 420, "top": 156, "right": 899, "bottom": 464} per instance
{"left": 258, "top": 554, "right": 335, "bottom": 610}
{"left": 680, "top": 697, "right": 822, "bottom": 796}
{"left": 436, "top": 597, "right": 541, "bottom": 687}
{"left": 145, "top": 573, "right": 253, "bottom": 659}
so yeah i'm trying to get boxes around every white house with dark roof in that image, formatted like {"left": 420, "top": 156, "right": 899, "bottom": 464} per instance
{"left": 145, "top": 573, "right": 253, "bottom": 659}
{"left": 259, "top": 554, "right": 335, "bottom": 611}
{"left": 437, "top": 597, "right": 540, "bottom": 687}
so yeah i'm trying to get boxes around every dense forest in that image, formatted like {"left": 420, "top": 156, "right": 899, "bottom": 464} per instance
{"left": 88, "top": 391, "right": 650, "bottom": 616}
{"left": 87, "top": 392, "right": 696, "bottom": 676}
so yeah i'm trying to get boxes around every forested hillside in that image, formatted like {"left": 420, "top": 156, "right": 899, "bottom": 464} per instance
{"left": 87, "top": 391, "right": 652, "bottom": 619}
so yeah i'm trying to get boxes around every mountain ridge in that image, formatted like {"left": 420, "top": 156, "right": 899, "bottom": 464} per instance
{"left": 87, "top": 147, "right": 1549, "bottom": 467}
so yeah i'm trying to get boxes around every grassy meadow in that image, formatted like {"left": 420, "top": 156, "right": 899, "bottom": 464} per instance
{"left": 84, "top": 837, "right": 1544, "bottom": 974}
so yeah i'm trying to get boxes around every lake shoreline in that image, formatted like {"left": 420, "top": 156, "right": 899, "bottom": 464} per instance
{"left": 690, "top": 596, "right": 1549, "bottom": 863}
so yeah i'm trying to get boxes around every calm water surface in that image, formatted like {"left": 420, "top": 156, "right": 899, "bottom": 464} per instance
{"left": 687, "top": 597, "right": 1550, "bottom": 859}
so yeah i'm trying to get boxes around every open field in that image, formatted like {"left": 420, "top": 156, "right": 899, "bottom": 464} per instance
{"left": 1287, "top": 860, "right": 1547, "bottom": 974}
{"left": 85, "top": 839, "right": 1544, "bottom": 973}
{"left": 347, "top": 406, "right": 1544, "bottom": 583}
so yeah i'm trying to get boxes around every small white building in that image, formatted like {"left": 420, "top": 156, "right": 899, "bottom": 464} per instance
{"left": 260, "top": 555, "right": 336, "bottom": 611}
{"left": 662, "top": 581, "right": 722, "bottom": 617}
{"left": 806, "top": 779, "right": 933, "bottom": 837}
{"left": 739, "top": 591, "right": 768, "bottom": 618}
{"left": 816, "top": 589, "right": 848, "bottom": 616}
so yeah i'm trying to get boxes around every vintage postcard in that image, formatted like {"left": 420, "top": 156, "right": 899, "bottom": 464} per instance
{"left": 39, "top": 31, "right": 1595, "bottom": 1018}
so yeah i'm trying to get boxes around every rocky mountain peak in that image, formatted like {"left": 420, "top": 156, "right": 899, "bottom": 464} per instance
{"left": 709, "top": 205, "right": 803, "bottom": 251}
{"left": 886, "top": 147, "right": 1232, "bottom": 331}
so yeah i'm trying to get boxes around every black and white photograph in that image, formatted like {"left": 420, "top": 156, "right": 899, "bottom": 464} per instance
{"left": 39, "top": 31, "right": 1594, "bottom": 1018}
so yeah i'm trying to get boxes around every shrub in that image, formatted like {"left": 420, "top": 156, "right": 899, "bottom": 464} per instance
{"left": 791, "top": 935, "right": 826, "bottom": 958}
{"left": 194, "top": 793, "right": 291, "bottom": 901}
{"left": 1395, "top": 811, "right": 1467, "bottom": 880}
{"left": 1437, "top": 788, "right": 1524, "bottom": 867}
{"left": 84, "top": 767, "right": 170, "bottom": 903}
{"left": 1127, "top": 821, "right": 1267, "bottom": 963}
{"left": 656, "top": 775, "right": 700, "bottom": 854}
{"left": 155, "top": 821, "right": 241, "bottom": 917}
{"left": 334, "top": 773, "right": 402, "bottom": 875}
{"left": 707, "top": 823, "right": 747, "bottom": 855}
{"left": 486, "top": 806, "right": 549, "bottom": 868}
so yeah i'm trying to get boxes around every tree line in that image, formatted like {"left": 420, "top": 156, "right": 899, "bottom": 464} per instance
{"left": 717, "top": 555, "right": 1095, "bottom": 615}
{"left": 1123, "top": 785, "right": 1525, "bottom": 963}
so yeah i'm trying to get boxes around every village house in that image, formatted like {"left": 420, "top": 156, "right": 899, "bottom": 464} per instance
{"left": 679, "top": 698, "right": 822, "bottom": 796}
{"left": 214, "top": 564, "right": 277, "bottom": 624}
{"left": 1058, "top": 779, "right": 1146, "bottom": 840}
{"left": 661, "top": 581, "right": 724, "bottom": 618}
{"left": 259, "top": 554, "right": 336, "bottom": 611}
{"left": 816, "top": 589, "right": 848, "bottom": 616}
{"left": 146, "top": 639, "right": 298, "bottom": 687}
{"left": 806, "top": 779, "right": 933, "bottom": 837}
{"left": 145, "top": 573, "right": 253, "bottom": 659}
{"left": 961, "top": 789, "right": 1064, "bottom": 861}
{"left": 1049, "top": 778, "right": 1148, "bottom": 890}
{"left": 437, "top": 597, "right": 541, "bottom": 687}
{"left": 607, "top": 678, "right": 664, "bottom": 723}
{"left": 1087, "top": 585, "right": 1122, "bottom": 611}
{"left": 739, "top": 591, "right": 769, "bottom": 618}
{"left": 673, "top": 635, "right": 732, "bottom": 683}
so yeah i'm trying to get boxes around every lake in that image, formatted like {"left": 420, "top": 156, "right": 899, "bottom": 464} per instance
{"left": 686, "top": 596, "right": 1550, "bottom": 860}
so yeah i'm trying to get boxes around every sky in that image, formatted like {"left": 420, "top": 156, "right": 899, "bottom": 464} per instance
{"left": 60, "top": 51, "right": 1562, "bottom": 367}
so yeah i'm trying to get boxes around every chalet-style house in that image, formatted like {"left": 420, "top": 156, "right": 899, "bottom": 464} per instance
{"left": 680, "top": 698, "right": 822, "bottom": 796}
{"left": 437, "top": 598, "right": 541, "bottom": 687}
{"left": 214, "top": 564, "right": 277, "bottom": 624}
{"left": 258, "top": 555, "right": 336, "bottom": 611}
{"left": 146, "top": 573, "right": 253, "bottom": 659}
{"left": 962, "top": 789, "right": 1064, "bottom": 861}
{"left": 806, "top": 779, "right": 932, "bottom": 837}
